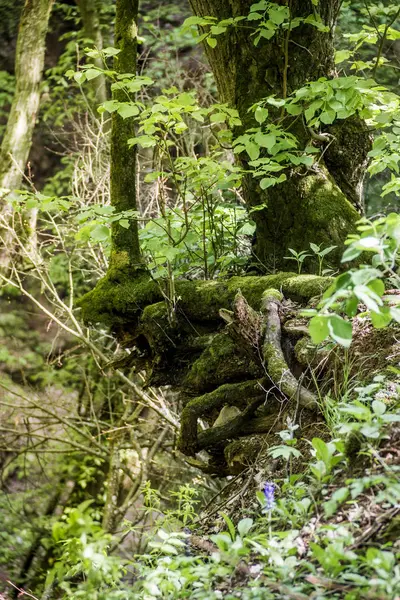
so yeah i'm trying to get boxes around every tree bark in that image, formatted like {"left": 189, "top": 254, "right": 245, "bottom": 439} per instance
{"left": 188, "top": 0, "right": 370, "bottom": 271}
{"left": 0, "top": 0, "right": 54, "bottom": 197}
{"left": 0, "top": 0, "right": 54, "bottom": 267}
{"left": 109, "top": 0, "right": 142, "bottom": 271}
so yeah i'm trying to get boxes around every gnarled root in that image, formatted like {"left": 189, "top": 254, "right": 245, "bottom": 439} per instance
{"left": 261, "top": 289, "right": 318, "bottom": 409}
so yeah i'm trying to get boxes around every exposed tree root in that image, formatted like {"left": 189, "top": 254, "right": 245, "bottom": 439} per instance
{"left": 177, "top": 289, "right": 318, "bottom": 466}
{"left": 261, "top": 289, "right": 318, "bottom": 409}
{"left": 80, "top": 272, "right": 326, "bottom": 472}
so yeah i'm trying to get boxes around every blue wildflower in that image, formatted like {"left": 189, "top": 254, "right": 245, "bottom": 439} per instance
{"left": 263, "top": 482, "right": 275, "bottom": 510}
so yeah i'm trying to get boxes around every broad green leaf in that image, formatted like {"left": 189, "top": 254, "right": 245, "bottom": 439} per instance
{"left": 210, "top": 112, "right": 226, "bottom": 124}
{"left": 309, "top": 315, "right": 329, "bottom": 344}
{"left": 254, "top": 132, "right": 276, "bottom": 150}
{"left": 90, "top": 224, "right": 109, "bottom": 243}
{"left": 255, "top": 106, "right": 269, "bottom": 124}
{"left": 341, "top": 245, "right": 361, "bottom": 262}
{"left": 237, "top": 518, "right": 253, "bottom": 537}
{"left": 246, "top": 142, "right": 260, "bottom": 160}
{"left": 372, "top": 400, "right": 386, "bottom": 416}
{"left": 327, "top": 315, "right": 352, "bottom": 348}
{"left": 85, "top": 68, "right": 101, "bottom": 80}
{"left": 335, "top": 50, "right": 351, "bottom": 64}
{"left": 117, "top": 103, "right": 140, "bottom": 119}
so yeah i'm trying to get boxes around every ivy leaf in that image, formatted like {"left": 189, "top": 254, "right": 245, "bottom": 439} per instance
{"left": 207, "top": 37, "right": 217, "bottom": 48}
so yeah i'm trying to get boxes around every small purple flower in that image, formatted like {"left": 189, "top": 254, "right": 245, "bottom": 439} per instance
{"left": 263, "top": 482, "right": 275, "bottom": 510}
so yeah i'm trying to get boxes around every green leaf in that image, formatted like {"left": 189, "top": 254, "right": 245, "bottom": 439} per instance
{"left": 99, "top": 100, "right": 119, "bottom": 114}
{"left": 182, "top": 16, "right": 215, "bottom": 27}
{"left": 237, "top": 518, "right": 253, "bottom": 537}
{"left": 206, "top": 37, "right": 217, "bottom": 48}
{"left": 328, "top": 315, "right": 352, "bottom": 348}
{"left": 90, "top": 224, "right": 109, "bottom": 243}
{"left": 246, "top": 142, "right": 260, "bottom": 161}
{"left": 220, "top": 512, "right": 236, "bottom": 540}
{"left": 320, "top": 109, "right": 336, "bottom": 124}
{"left": 74, "top": 72, "right": 86, "bottom": 85}
{"left": 255, "top": 106, "right": 269, "bottom": 124}
{"left": 353, "top": 285, "right": 382, "bottom": 313}
{"left": 117, "top": 103, "right": 140, "bottom": 119}
{"left": 309, "top": 315, "right": 329, "bottom": 344}
{"left": 260, "top": 177, "right": 276, "bottom": 190}
{"left": 85, "top": 68, "right": 101, "bottom": 80}
{"left": 370, "top": 308, "right": 392, "bottom": 329}
{"left": 210, "top": 112, "right": 226, "bottom": 124}
{"left": 372, "top": 400, "right": 386, "bottom": 416}
{"left": 345, "top": 296, "right": 358, "bottom": 318}
{"left": 367, "top": 279, "right": 384, "bottom": 298}
{"left": 335, "top": 50, "right": 351, "bottom": 64}
{"left": 341, "top": 245, "right": 362, "bottom": 263}
{"left": 128, "top": 135, "right": 156, "bottom": 148}
{"left": 211, "top": 25, "right": 227, "bottom": 35}
{"left": 254, "top": 132, "right": 276, "bottom": 150}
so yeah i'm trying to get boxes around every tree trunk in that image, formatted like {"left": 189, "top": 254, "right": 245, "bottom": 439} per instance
{"left": 188, "top": 0, "right": 370, "bottom": 271}
{"left": 76, "top": 0, "right": 108, "bottom": 104}
{"left": 0, "top": 0, "right": 54, "bottom": 266}
{"left": 0, "top": 0, "right": 53, "bottom": 197}
{"left": 109, "top": 0, "right": 142, "bottom": 272}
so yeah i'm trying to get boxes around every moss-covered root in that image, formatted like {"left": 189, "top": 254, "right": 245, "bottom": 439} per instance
{"left": 261, "top": 289, "right": 318, "bottom": 409}
{"left": 177, "top": 380, "right": 265, "bottom": 456}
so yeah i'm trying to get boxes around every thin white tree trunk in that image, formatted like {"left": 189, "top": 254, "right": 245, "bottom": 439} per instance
{"left": 0, "top": 0, "right": 54, "bottom": 265}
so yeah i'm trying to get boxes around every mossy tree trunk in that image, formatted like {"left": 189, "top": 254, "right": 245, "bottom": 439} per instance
{"left": 109, "top": 0, "right": 142, "bottom": 272}
{"left": 0, "top": 0, "right": 54, "bottom": 224}
{"left": 189, "top": 0, "right": 370, "bottom": 271}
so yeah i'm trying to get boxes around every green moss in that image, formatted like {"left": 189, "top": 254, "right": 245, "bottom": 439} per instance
{"left": 78, "top": 270, "right": 331, "bottom": 328}
{"left": 261, "top": 289, "right": 283, "bottom": 303}
{"left": 183, "top": 333, "right": 262, "bottom": 393}
{"left": 139, "top": 302, "right": 175, "bottom": 354}
{"left": 294, "top": 336, "right": 318, "bottom": 367}
{"left": 264, "top": 343, "right": 289, "bottom": 383}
